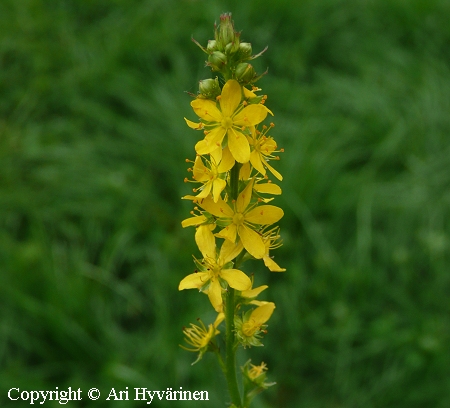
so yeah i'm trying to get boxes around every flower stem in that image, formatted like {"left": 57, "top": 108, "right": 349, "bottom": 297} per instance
{"left": 225, "top": 287, "right": 241, "bottom": 407}
{"left": 224, "top": 162, "right": 243, "bottom": 407}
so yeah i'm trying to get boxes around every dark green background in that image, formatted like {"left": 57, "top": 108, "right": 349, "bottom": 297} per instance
{"left": 1, "top": 0, "right": 449, "bottom": 407}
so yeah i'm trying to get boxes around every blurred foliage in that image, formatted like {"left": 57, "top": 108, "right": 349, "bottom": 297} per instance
{"left": 1, "top": 0, "right": 450, "bottom": 407}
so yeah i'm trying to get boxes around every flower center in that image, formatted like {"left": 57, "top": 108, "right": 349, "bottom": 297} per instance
{"left": 221, "top": 116, "right": 233, "bottom": 129}
{"left": 242, "top": 320, "right": 259, "bottom": 337}
{"left": 233, "top": 212, "right": 245, "bottom": 226}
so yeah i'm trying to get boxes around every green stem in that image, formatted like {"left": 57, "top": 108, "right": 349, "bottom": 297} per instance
{"left": 225, "top": 287, "right": 241, "bottom": 407}
{"left": 224, "top": 162, "right": 243, "bottom": 407}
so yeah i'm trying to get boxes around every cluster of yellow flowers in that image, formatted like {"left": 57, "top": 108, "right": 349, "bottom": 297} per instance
{"left": 178, "top": 13, "right": 284, "bottom": 407}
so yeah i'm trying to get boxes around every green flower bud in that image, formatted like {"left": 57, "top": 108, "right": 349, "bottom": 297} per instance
{"left": 224, "top": 35, "right": 241, "bottom": 56}
{"left": 218, "top": 13, "right": 235, "bottom": 47}
{"left": 214, "top": 12, "right": 240, "bottom": 52}
{"left": 234, "top": 62, "right": 256, "bottom": 84}
{"left": 207, "top": 40, "right": 217, "bottom": 53}
{"left": 199, "top": 77, "right": 221, "bottom": 99}
{"left": 207, "top": 51, "right": 227, "bottom": 72}
{"left": 237, "top": 42, "right": 252, "bottom": 61}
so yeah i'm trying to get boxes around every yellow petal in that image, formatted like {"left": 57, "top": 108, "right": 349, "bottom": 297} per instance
{"left": 263, "top": 255, "right": 286, "bottom": 272}
{"left": 241, "top": 285, "right": 268, "bottom": 298}
{"left": 254, "top": 182, "right": 282, "bottom": 195}
{"left": 194, "top": 181, "right": 212, "bottom": 199}
{"left": 233, "top": 104, "right": 268, "bottom": 126}
{"left": 239, "top": 162, "right": 251, "bottom": 180}
{"left": 250, "top": 302, "right": 275, "bottom": 324}
{"left": 227, "top": 128, "right": 250, "bottom": 163}
{"left": 179, "top": 271, "right": 210, "bottom": 290}
{"left": 195, "top": 225, "right": 216, "bottom": 260}
{"left": 205, "top": 125, "right": 227, "bottom": 146}
{"left": 214, "top": 312, "right": 225, "bottom": 328}
{"left": 210, "top": 146, "right": 223, "bottom": 166}
{"left": 181, "top": 215, "right": 207, "bottom": 228}
{"left": 265, "top": 160, "right": 283, "bottom": 181}
{"left": 212, "top": 178, "right": 227, "bottom": 203}
{"left": 220, "top": 80, "right": 242, "bottom": 118}
{"left": 239, "top": 224, "right": 266, "bottom": 259}
{"left": 249, "top": 150, "right": 266, "bottom": 176}
{"left": 245, "top": 205, "right": 284, "bottom": 225}
{"left": 216, "top": 224, "right": 237, "bottom": 243}
{"left": 237, "top": 178, "right": 254, "bottom": 213}
{"left": 192, "top": 156, "right": 210, "bottom": 181}
{"left": 220, "top": 269, "right": 252, "bottom": 291}
{"left": 243, "top": 86, "right": 257, "bottom": 99}
{"left": 219, "top": 239, "right": 244, "bottom": 264}
{"left": 206, "top": 279, "right": 223, "bottom": 312}
{"left": 217, "top": 146, "right": 235, "bottom": 173}
{"left": 191, "top": 99, "right": 222, "bottom": 122}
{"left": 184, "top": 118, "right": 203, "bottom": 130}
{"left": 196, "top": 195, "right": 234, "bottom": 218}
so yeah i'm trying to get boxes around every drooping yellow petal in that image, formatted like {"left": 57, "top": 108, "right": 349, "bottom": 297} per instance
{"left": 236, "top": 178, "right": 254, "bottom": 213}
{"left": 217, "top": 146, "right": 235, "bottom": 173}
{"left": 213, "top": 312, "right": 225, "bottom": 328}
{"left": 254, "top": 182, "right": 282, "bottom": 195}
{"left": 220, "top": 80, "right": 242, "bottom": 118}
{"left": 239, "top": 161, "right": 252, "bottom": 180}
{"left": 181, "top": 215, "right": 207, "bottom": 228}
{"left": 227, "top": 127, "right": 250, "bottom": 164}
{"left": 249, "top": 150, "right": 266, "bottom": 176}
{"left": 265, "top": 160, "right": 283, "bottom": 181}
{"left": 210, "top": 146, "right": 223, "bottom": 167}
{"left": 216, "top": 223, "right": 238, "bottom": 243}
{"left": 185, "top": 118, "right": 204, "bottom": 130}
{"left": 191, "top": 99, "right": 222, "bottom": 122}
{"left": 220, "top": 269, "right": 252, "bottom": 291}
{"left": 233, "top": 104, "right": 269, "bottom": 127}
{"left": 241, "top": 285, "right": 268, "bottom": 298}
{"left": 263, "top": 255, "right": 286, "bottom": 272}
{"left": 206, "top": 279, "right": 224, "bottom": 312}
{"left": 195, "top": 225, "right": 216, "bottom": 260}
{"left": 219, "top": 239, "right": 244, "bottom": 264}
{"left": 245, "top": 205, "right": 284, "bottom": 225}
{"left": 212, "top": 178, "right": 226, "bottom": 202}
{"left": 239, "top": 224, "right": 266, "bottom": 259}
{"left": 179, "top": 271, "right": 210, "bottom": 290}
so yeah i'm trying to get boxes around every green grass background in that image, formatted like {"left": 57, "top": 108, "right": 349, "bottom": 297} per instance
{"left": 1, "top": 0, "right": 450, "bottom": 406}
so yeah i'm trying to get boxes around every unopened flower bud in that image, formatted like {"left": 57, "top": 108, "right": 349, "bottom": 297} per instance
{"left": 218, "top": 13, "right": 235, "bottom": 47}
{"left": 208, "top": 51, "right": 227, "bottom": 72}
{"left": 207, "top": 40, "right": 217, "bottom": 53}
{"left": 199, "top": 77, "right": 221, "bottom": 99}
{"left": 237, "top": 42, "right": 252, "bottom": 61}
{"left": 235, "top": 62, "right": 256, "bottom": 84}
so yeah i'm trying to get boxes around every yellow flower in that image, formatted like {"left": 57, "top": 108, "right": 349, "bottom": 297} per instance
{"left": 185, "top": 79, "right": 271, "bottom": 163}
{"left": 249, "top": 124, "right": 283, "bottom": 181}
{"left": 248, "top": 361, "right": 268, "bottom": 381}
{"left": 185, "top": 148, "right": 234, "bottom": 202}
{"left": 179, "top": 226, "right": 251, "bottom": 312}
{"left": 241, "top": 303, "right": 275, "bottom": 337}
{"left": 261, "top": 226, "right": 286, "bottom": 272}
{"left": 235, "top": 302, "right": 275, "bottom": 347}
{"left": 181, "top": 312, "right": 225, "bottom": 365}
{"left": 189, "top": 179, "right": 284, "bottom": 259}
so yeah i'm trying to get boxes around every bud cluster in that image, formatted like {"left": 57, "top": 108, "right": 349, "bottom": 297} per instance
{"left": 193, "top": 12, "right": 267, "bottom": 89}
